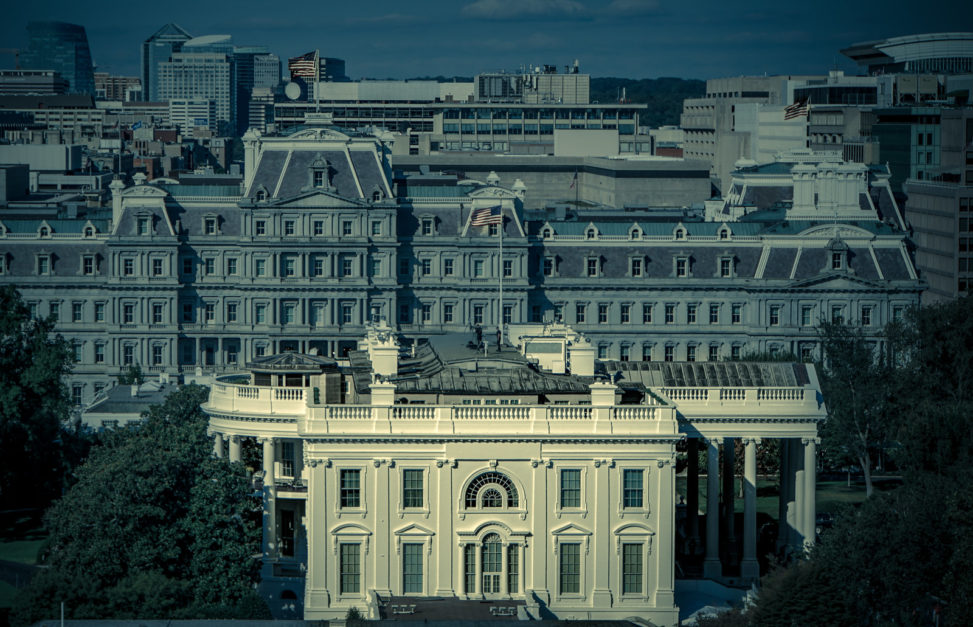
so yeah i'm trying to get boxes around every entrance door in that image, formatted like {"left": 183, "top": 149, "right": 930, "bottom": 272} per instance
{"left": 482, "top": 533, "right": 502, "bottom": 594}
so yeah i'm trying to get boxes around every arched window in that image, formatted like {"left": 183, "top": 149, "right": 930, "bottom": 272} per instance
{"left": 40, "top": 226, "right": 49, "bottom": 237}
{"left": 542, "top": 228, "right": 552, "bottom": 238}
{"left": 482, "top": 534, "right": 503, "bottom": 593}
{"left": 586, "top": 228, "right": 596, "bottom": 240}
{"left": 464, "top": 471, "right": 519, "bottom": 508}
{"left": 84, "top": 226, "right": 93, "bottom": 237}
{"left": 675, "top": 228, "right": 685, "bottom": 240}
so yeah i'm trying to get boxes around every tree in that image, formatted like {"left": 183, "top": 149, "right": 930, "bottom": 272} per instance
{"left": 10, "top": 385, "right": 268, "bottom": 625}
{"left": 0, "top": 286, "right": 73, "bottom": 507}
{"left": 817, "top": 321, "right": 900, "bottom": 497}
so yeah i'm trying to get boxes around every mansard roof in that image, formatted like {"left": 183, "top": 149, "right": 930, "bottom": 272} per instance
{"left": 603, "top": 361, "right": 811, "bottom": 389}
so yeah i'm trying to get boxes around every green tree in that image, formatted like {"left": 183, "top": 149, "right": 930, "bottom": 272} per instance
{"left": 0, "top": 286, "right": 74, "bottom": 507}
{"left": 10, "top": 385, "right": 267, "bottom": 625}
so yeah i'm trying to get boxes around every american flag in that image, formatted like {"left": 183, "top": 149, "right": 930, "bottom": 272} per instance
{"left": 784, "top": 98, "right": 809, "bottom": 121}
{"left": 569, "top": 170, "right": 577, "bottom": 189}
{"left": 289, "top": 51, "right": 318, "bottom": 80}
{"left": 470, "top": 206, "right": 502, "bottom": 226}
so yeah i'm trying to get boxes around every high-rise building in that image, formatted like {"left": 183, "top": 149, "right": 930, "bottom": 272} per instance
{"left": 842, "top": 32, "right": 973, "bottom": 76}
{"left": 158, "top": 50, "right": 233, "bottom": 136}
{"left": 0, "top": 70, "right": 68, "bottom": 96}
{"left": 141, "top": 24, "right": 192, "bottom": 103}
{"left": 94, "top": 73, "right": 142, "bottom": 102}
{"left": 233, "top": 47, "right": 280, "bottom": 135}
{"left": 20, "top": 21, "right": 95, "bottom": 96}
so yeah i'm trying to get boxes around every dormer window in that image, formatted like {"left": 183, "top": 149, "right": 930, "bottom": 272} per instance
{"left": 542, "top": 228, "right": 552, "bottom": 238}
{"left": 137, "top": 217, "right": 150, "bottom": 236}
{"left": 309, "top": 158, "right": 331, "bottom": 190}
{"left": 630, "top": 227, "right": 641, "bottom": 240}
{"left": 39, "top": 226, "right": 50, "bottom": 237}
{"left": 254, "top": 185, "right": 269, "bottom": 202}
{"left": 720, "top": 256, "right": 734, "bottom": 278}
{"left": 674, "top": 228, "right": 685, "bottom": 240}
{"left": 372, "top": 190, "right": 383, "bottom": 202}
{"left": 719, "top": 228, "right": 729, "bottom": 240}
{"left": 84, "top": 226, "right": 94, "bottom": 238}
{"left": 421, "top": 217, "right": 434, "bottom": 236}
{"left": 586, "top": 228, "right": 596, "bottom": 240}
{"left": 313, "top": 170, "right": 324, "bottom": 187}
{"left": 831, "top": 252, "right": 843, "bottom": 270}
{"left": 204, "top": 217, "right": 217, "bottom": 235}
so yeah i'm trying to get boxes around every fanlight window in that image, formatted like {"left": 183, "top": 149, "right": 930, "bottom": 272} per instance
{"left": 465, "top": 471, "right": 519, "bottom": 508}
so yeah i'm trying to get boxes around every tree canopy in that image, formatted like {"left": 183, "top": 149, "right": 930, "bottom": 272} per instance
{"left": 10, "top": 385, "right": 268, "bottom": 625}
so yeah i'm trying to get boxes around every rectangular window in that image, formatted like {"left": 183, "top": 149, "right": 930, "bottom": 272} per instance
{"left": 83, "top": 255, "right": 95, "bottom": 275}
{"left": 731, "top": 345, "right": 741, "bottom": 360}
{"left": 72, "top": 384, "right": 83, "bottom": 405}
{"left": 421, "top": 259, "right": 431, "bottom": 276}
{"left": 37, "top": 256, "right": 50, "bottom": 275}
{"left": 861, "top": 306, "right": 872, "bottom": 326}
{"left": 283, "top": 257, "right": 296, "bottom": 277}
{"left": 72, "top": 342, "right": 82, "bottom": 363}
{"left": 371, "top": 221, "right": 381, "bottom": 236}
{"left": 473, "top": 259, "right": 484, "bottom": 277}
{"left": 676, "top": 258, "right": 687, "bottom": 277}
{"left": 642, "top": 304, "right": 652, "bottom": 324}
{"left": 255, "top": 259, "right": 266, "bottom": 276}
{"left": 341, "top": 303, "right": 353, "bottom": 325}
{"left": 576, "top": 303, "right": 586, "bottom": 323}
{"left": 642, "top": 344, "right": 653, "bottom": 361}
{"left": 403, "top": 469, "right": 423, "bottom": 508}
{"left": 138, "top": 217, "right": 150, "bottom": 235}
{"left": 421, "top": 218, "right": 433, "bottom": 236}
{"left": 586, "top": 257, "right": 598, "bottom": 277}
{"left": 341, "top": 257, "right": 353, "bottom": 277}
{"left": 473, "top": 305, "right": 484, "bottom": 325}
{"left": 687, "top": 304, "right": 697, "bottom": 324}
{"left": 122, "top": 344, "right": 134, "bottom": 366}
{"left": 543, "top": 257, "right": 554, "bottom": 276}
{"left": 503, "top": 304, "right": 513, "bottom": 324}
{"left": 225, "top": 258, "right": 236, "bottom": 275}
{"left": 284, "top": 220, "right": 295, "bottom": 236}
{"left": 444, "top": 258, "right": 454, "bottom": 276}
{"left": 709, "top": 303, "right": 719, "bottom": 324}
{"left": 313, "top": 220, "right": 324, "bottom": 236}
{"left": 340, "top": 544, "right": 360, "bottom": 594}
{"left": 622, "top": 544, "right": 643, "bottom": 594}
{"left": 443, "top": 303, "right": 454, "bottom": 324}
{"left": 49, "top": 302, "right": 60, "bottom": 321}
{"left": 204, "top": 217, "right": 216, "bottom": 235}
{"left": 665, "top": 345, "right": 674, "bottom": 362}
{"left": 620, "top": 344, "right": 630, "bottom": 361}
{"left": 801, "top": 305, "right": 813, "bottom": 326}
{"left": 204, "top": 303, "right": 215, "bottom": 323}
{"left": 403, "top": 543, "right": 423, "bottom": 594}
{"left": 560, "top": 469, "right": 581, "bottom": 508}
{"left": 280, "top": 442, "right": 295, "bottom": 477}
{"left": 623, "top": 469, "right": 644, "bottom": 508}
{"left": 340, "top": 469, "right": 361, "bottom": 508}
{"left": 182, "top": 303, "right": 194, "bottom": 322}
{"left": 226, "top": 303, "right": 237, "bottom": 323}
{"left": 687, "top": 345, "right": 696, "bottom": 362}
{"left": 313, "top": 258, "right": 324, "bottom": 277}
{"left": 152, "top": 303, "right": 164, "bottom": 324}
{"left": 72, "top": 302, "right": 83, "bottom": 323}
{"left": 598, "top": 303, "right": 609, "bottom": 324}
{"left": 342, "top": 220, "right": 353, "bottom": 236}
{"left": 665, "top": 304, "right": 675, "bottom": 324}
{"left": 893, "top": 306, "right": 904, "bottom": 322}
{"left": 621, "top": 304, "right": 630, "bottom": 324}
{"left": 183, "top": 258, "right": 193, "bottom": 275}
{"left": 123, "top": 258, "right": 134, "bottom": 276}
{"left": 832, "top": 305, "right": 844, "bottom": 324}
{"left": 152, "top": 345, "right": 163, "bottom": 366}
{"left": 709, "top": 345, "right": 720, "bottom": 361}
{"left": 630, "top": 258, "right": 642, "bottom": 277}
{"left": 94, "top": 343, "right": 105, "bottom": 363}
{"left": 769, "top": 305, "right": 781, "bottom": 326}
{"left": 832, "top": 252, "right": 843, "bottom": 270}
{"left": 503, "top": 259, "right": 513, "bottom": 277}
{"left": 255, "top": 220, "right": 266, "bottom": 235}
{"left": 554, "top": 304, "right": 563, "bottom": 323}
{"left": 255, "top": 304, "right": 266, "bottom": 324}
{"left": 123, "top": 303, "right": 135, "bottom": 324}
{"left": 464, "top": 544, "right": 477, "bottom": 594}
{"left": 282, "top": 303, "right": 295, "bottom": 325}
{"left": 732, "top": 303, "right": 742, "bottom": 324}
{"left": 720, "top": 258, "right": 732, "bottom": 277}
{"left": 559, "top": 543, "right": 581, "bottom": 595}
{"left": 420, "top": 303, "right": 431, "bottom": 323}
{"left": 507, "top": 544, "right": 519, "bottom": 593}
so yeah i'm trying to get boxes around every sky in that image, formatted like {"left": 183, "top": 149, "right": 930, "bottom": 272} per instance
{"left": 0, "top": 0, "right": 970, "bottom": 80}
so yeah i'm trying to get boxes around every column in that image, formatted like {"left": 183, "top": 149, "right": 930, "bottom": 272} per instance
{"left": 501, "top": 542, "right": 510, "bottom": 598}
{"left": 740, "top": 438, "right": 759, "bottom": 580}
{"left": 260, "top": 437, "right": 277, "bottom": 561}
{"left": 722, "top": 437, "right": 737, "bottom": 566}
{"left": 686, "top": 439, "right": 701, "bottom": 554}
{"left": 475, "top": 540, "right": 483, "bottom": 596}
{"left": 777, "top": 438, "right": 791, "bottom": 551}
{"left": 373, "top": 460, "right": 391, "bottom": 596}
{"left": 519, "top": 543, "right": 526, "bottom": 597}
{"left": 530, "top": 460, "right": 549, "bottom": 602}
{"left": 803, "top": 437, "right": 817, "bottom": 551}
{"left": 213, "top": 432, "right": 224, "bottom": 458}
{"left": 703, "top": 439, "right": 721, "bottom": 579}
{"left": 229, "top": 435, "right": 242, "bottom": 463}
{"left": 435, "top": 462, "right": 454, "bottom": 596}
{"left": 655, "top": 458, "right": 675, "bottom": 608}
{"left": 793, "top": 440, "right": 805, "bottom": 551}
{"left": 592, "top": 460, "right": 612, "bottom": 608}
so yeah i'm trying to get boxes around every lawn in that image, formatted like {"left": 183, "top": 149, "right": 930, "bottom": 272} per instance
{"left": 676, "top": 475, "right": 873, "bottom": 520}
{"left": 0, "top": 511, "right": 46, "bottom": 567}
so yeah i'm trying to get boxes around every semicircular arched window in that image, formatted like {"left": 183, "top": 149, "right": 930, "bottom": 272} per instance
{"left": 464, "top": 471, "right": 519, "bottom": 508}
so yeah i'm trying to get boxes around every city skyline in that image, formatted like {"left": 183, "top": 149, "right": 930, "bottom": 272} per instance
{"left": 0, "top": 0, "right": 968, "bottom": 81}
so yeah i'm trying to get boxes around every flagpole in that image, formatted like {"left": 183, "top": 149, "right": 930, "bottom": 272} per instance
{"left": 499, "top": 206, "right": 504, "bottom": 346}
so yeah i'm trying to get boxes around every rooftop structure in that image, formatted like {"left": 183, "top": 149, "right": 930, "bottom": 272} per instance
{"left": 202, "top": 326, "right": 826, "bottom": 621}
{"left": 841, "top": 32, "right": 973, "bottom": 75}
{"left": 141, "top": 23, "right": 193, "bottom": 102}
{"left": 19, "top": 21, "right": 95, "bottom": 96}
{"left": 0, "top": 69, "right": 68, "bottom": 96}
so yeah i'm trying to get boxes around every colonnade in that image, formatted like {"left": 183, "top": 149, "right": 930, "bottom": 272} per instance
{"left": 682, "top": 436, "right": 817, "bottom": 581}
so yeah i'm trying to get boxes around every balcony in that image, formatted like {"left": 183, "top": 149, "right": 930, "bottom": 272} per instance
{"left": 207, "top": 376, "right": 307, "bottom": 417}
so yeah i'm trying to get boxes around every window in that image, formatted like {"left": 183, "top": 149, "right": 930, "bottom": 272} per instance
{"left": 687, "top": 345, "right": 696, "bottom": 362}
{"left": 543, "top": 257, "right": 554, "bottom": 276}
{"left": 152, "top": 303, "right": 164, "bottom": 324}
{"left": 368, "top": 258, "right": 381, "bottom": 278}
{"left": 137, "top": 217, "right": 150, "bottom": 235}
{"left": 226, "top": 303, "right": 237, "bottom": 323}
{"left": 255, "top": 304, "right": 266, "bottom": 324}
{"left": 403, "top": 543, "right": 423, "bottom": 593}
{"left": 371, "top": 221, "right": 381, "bottom": 236}
{"left": 769, "top": 305, "right": 781, "bottom": 326}
{"left": 72, "top": 342, "right": 82, "bottom": 363}
{"left": 94, "top": 343, "right": 105, "bottom": 364}
{"left": 586, "top": 257, "right": 599, "bottom": 277}
{"left": 732, "top": 303, "right": 742, "bottom": 324}
{"left": 152, "top": 345, "right": 163, "bottom": 366}
{"left": 801, "top": 305, "right": 813, "bottom": 326}
{"left": 676, "top": 257, "right": 688, "bottom": 277}
{"left": 630, "top": 258, "right": 642, "bottom": 277}
{"left": 621, "top": 303, "right": 631, "bottom": 324}
{"left": 473, "top": 259, "right": 484, "bottom": 278}
{"left": 482, "top": 534, "right": 502, "bottom": 593}
{"left": 665, "top": 304, "right": 675, "bottom": 324}
{"left": 443, "top": 303, "right": 454, "bottom": 324}
{"left": 464, "top": 471, "right": 519, "bottom": 508}
{"left": 464, "top": 544, "right": 477, "bottom": 594}
{"left": 204, "top": 217, "right": 216, "bottom": 235}
{"left": 642, "top": 304, "right": 652, "bottom": 324}
{"left": 255, "top": 258, "right": 267, "bottom": 277}
{"left": 642, "top": 344, "right": 653, "bottom": 361}
{"left": 224, "top": 258, "right": 236, "bottom": 276}
{"left": 598, "top": 303, "right": 609, "bottom": 324}
{"left": 204, "top": 303, "right": 215, "bottom": 323}
{"left": 313, "top": 220, "right": 324, "bottom": 236}
{"left": 709, "top": 303, "right": 719, "bottom": 324}
{"left": 421, "top": 218, "right": 433, "bottom": 236}
{"left": 507, "top": 544, "right": 519, "bottom": 594}
{"left": 72, "top": 384, "right": 83, "bottom": 405}
{"left": 473, "top": 304, "right": 484, "bottom": 325}
{"left": 503, "top": 259, "right": 513, "bottom": 278}
{"left": 554, "top": 304, "right": 563, "bottom": 323}
{"left": 720, "top": 258, "right": 732, "bottom": 277}
{"left": 444, "top": 258, "right": 454, "bottom": 276}
{"left": 622, "top": 544, "right": 643, "bottom": 594}
{"left": 284, "top": 220, "right": 295, "bottom": 236}
{"left": 832, "top": 305, "right": 844, "bottom": 324}
{"left": 49, "top": 302, "right": 60, "bottom": 321}
{"left": 560, "top": 469, "right": 581, "bottom": 508}
{"left": 340, "top": 469, "right": 361, "bottom": 508}
{"left": 204, "top": 258, "right": 215, "bottom": 275}
{"left": 403, "top": 469, "right": 423, "bottom": 508}
{"left": 598, "top": 344, "right": 608, "bottom": 359}
{"left": 182, "top": 303, "right": 194, "bottom": 322}
{"left": 574, "top": 303, "right": 587, "bottom": 324}
{"left": 340, "top": 544, "right": 360, "bottom": 594}
{"left": 623, "top": 469, "right": 644, "bottom": 508}
{"left": 255, "top": 220, "right": 266, "bottom": 235}
{"left": 620, "top": 344, "right": 630, "bottom": 361}
{"left": 182, "top": 258, "right": 193, "bottom": 275}
{"left": 861, "top": 306, "right": 872, "bottom": 326}
{"left": 313, "top": 170, "right": 324, "bottom": 187}
{"left": 893, "top": 306, "right": 904, "bottom": 322}
{"left": 72, "top": 302, "right": 83, "bottom": 323}
{"left": 313, "top": 257, "right": 324, "bottom": 277}
{"left": 95, "top": 302, "right": 105, "bottom": 322}
{"left": 123, "top": 303, "right": 135, "bottom": 324}
{"left": 488, "top": 224, "right": 499, "bottom": 237}
{"left": 283, "top": 257, "right": 296, "bottom": 277}
{"left": 342, "top": 303, "right": 354, "bottom": 324}
{"left": 832, "top": 252, "right": 843, "bottom": 270}
{"left": 83, "top": 255, "right": 95, "bottom": 275}
{"left": 123, "top": 258, "right": 134, "bottom": 276}
{"left": 503, "top": 304, "right": 513, "bottom": 324}
{"left": 687, "top": 303, "right": 697, "bottom": 324}
{"left": 341, "top": 257, "right": 353, "bottom": 277}
{"left": 709, "top": 344, "right": 720, "bottom": 361}
{"left": 421, "top": 259, "right": 431, "bottom": 276}
{"left": 420, "top": 303, "right": 431, "bottom": 323}
{"left": 282, "top": 302, "right": 296, "bottom": 325}
{"left": 664, "top": 345, "right": 674, "bottom": 362}
{"left": 122, "top": 344, "right": 134, "bottom": 366}
{"left": 559, "top": 543, "right": 581, "bottom": 594}
{"left": 731, "top": 345, "right": 742, "bottom": 360}
{"left": 342, "top": 220, "right": 353, "bottom": 236}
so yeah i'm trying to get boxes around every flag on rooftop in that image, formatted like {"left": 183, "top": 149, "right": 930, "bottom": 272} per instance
{"left": 569, "top": 170, "right": 577, "bottom": 189}
{"left": 131, "top": 121, "right": 142, "bottom": 131}
{"left": 470, "top": 206, "right": 502, "bottom": 226}
{"left": 289, "top": 50, "right": 318, "bottom": 80}
{"left": 784, "top": 98, "right": 809, "bottom": 120}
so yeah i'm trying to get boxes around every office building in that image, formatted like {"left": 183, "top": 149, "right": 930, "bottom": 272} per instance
{"left": 202, "top": 326, "right": 825, "bottom": 622}
{"left": 841, "top": 32, "right": 973, "bottom": 76}
{"left": 234, "top": 47, "right": 280, "bottom": 135}
{"left": 168, "top": 99, "right": 217, "bottom": 137}
{"left": 94, "top": 73, "right": 142, "bottom": 102}
{"left": 871, "top": 106, "right": 942, "bottom": 191}
{"left": 0, "top": 70, "right": 68, "bottom": 96}
{"left": 476, "top": 62, "right": 589, "bottom": 104}
{"left": 142, "top": 23, "right": 193, "bottom": 103}
{"left": 19, "top": 21, "right": 95, "bottom": 96}
{"left": 158, "top": 48, "right": 234, "bottom": 136}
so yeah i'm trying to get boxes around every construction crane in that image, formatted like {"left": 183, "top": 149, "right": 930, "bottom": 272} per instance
{"left": 0, "top": 48, "right": 21, "bottom": 69}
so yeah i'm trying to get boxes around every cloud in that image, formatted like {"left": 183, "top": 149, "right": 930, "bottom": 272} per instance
{"left": 606, "top": 0, "right": 662, "bottom": 15}
{"left": 461, "top": 0, "right": 587, "bottom": 19}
